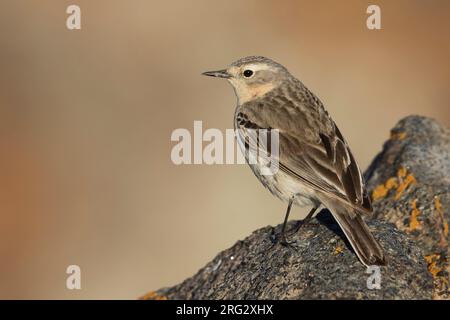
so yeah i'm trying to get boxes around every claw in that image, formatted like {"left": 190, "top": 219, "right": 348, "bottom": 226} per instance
{"left": 269, "top": 229, "right": 296, "bottom": 249}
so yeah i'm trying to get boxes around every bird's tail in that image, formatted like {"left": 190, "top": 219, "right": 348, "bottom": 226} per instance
{"left": 324, "top": 200, "right": 387, "bottom": 266}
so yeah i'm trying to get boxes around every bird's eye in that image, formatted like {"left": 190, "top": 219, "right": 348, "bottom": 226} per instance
{"left": 243, "top": 69, "right": 254, "bottom": 78}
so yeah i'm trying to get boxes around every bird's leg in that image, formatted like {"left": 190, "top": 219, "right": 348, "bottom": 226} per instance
{"left": 270, "top": 196, "right": 295, "bottom": 246}
{"left": 290, "top": 206, "right": 317, "bottom": 235}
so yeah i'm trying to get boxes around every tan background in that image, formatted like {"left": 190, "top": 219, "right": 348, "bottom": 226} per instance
{"left": 0, "top": 0, "right": 449, "bottom": 299}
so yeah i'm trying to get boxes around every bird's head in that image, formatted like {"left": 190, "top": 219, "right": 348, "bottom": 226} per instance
{"left": 202, "top": 56, "right": 290, "bottom": 104}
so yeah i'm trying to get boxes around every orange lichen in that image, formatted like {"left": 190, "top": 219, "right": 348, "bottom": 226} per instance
{"left": 425, "top": 254, "right": 442, "bottom": 278}
{"left": 333, "top": 246, "right": 344, "bottom": 255}
{"left": 394, "top": 169, "right": 417, "bottom": 200}
{"left": 140, "top": 291, "right": 168, "bottom": 300}
{"left": 407, "top": 199, "right": 422, "bottom": 232}
{"left": 390, "top": 131, "right": 407, "bottom": 140}
{"left": 435, "top": 196, "right": 448, "bottom": 238}
{"left": 385, "top": 177, "right": 399, "bottom": 189}
{"left": 372, "top": 184, "right": 389, "bottom": 201}
{"left": 371, "top": 167, "right": 417, "bottom": 202}
{"left": 397, "top": 167, "right": 407, "bottom": 178}
{"left": 372, "top": 177, "right": 399, "bottom": 201}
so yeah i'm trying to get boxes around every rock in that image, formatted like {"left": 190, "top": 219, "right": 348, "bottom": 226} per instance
{"left": 365, "top": 115, "right": 450, "bottom": 299}
{"left": 145, "top": 115, "right": 448, "bottom": 300}
{"left": 151, "top": 212, "right": 433, "bottom": 299}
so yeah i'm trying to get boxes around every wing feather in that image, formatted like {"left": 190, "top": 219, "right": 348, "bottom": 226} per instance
{"left": 235, "top": 101, "right": 372, "bottom": 215}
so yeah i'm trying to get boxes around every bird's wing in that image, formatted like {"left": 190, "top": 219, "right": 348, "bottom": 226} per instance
{"left": 235, "top": 101, "right": 372, "bottom": 215}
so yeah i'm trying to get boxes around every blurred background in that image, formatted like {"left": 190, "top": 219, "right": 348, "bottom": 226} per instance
{"left": 0, "top": 0, "right": 449, "bottom": 299}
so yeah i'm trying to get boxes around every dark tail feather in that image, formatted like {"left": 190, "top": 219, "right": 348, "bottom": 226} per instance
{"left": 327, "top": 204, "right": 387, "bottom": 266}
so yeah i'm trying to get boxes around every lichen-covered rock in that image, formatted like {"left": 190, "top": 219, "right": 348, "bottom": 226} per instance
{"left": 365, "top": 115, "right": 450, "bottom": 299}
{"left": 151, "top": 211, "right": 433, "bottom": 299}
{"left": 144, "top": 115, "right": 448, "bottom": 300}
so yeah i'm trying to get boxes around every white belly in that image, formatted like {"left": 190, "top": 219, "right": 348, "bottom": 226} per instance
{"left": 235, "top": 121, "right": 320, "bottom": 208}
{"left": 247, "top": 161, "right": 319, "bottom": 207}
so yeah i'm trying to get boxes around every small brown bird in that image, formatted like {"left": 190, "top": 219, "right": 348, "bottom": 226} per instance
{"left": 202, "top": 56, "right": 386, "bottom": 266}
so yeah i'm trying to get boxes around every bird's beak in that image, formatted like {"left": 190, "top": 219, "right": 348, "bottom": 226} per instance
{"left": 202, "top": 69, "right": 231, "bottom": 79}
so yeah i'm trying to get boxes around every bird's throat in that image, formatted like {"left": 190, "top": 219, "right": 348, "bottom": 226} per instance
{"left": 233, "top": 82, "right": 276, "bottom": 104}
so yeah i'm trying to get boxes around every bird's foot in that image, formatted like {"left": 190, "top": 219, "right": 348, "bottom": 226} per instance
{"left": 279, "top": 236, "right": 295, "bottom": 248}
{"left": 269, "top": 227, "right": 296, "bottom": 249}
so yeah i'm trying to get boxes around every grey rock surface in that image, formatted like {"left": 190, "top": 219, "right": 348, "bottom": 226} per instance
{"left": 144, "top": 115, "right": 448, "bottom": 300}
{"left": 153, "top": 213, "right": 433, "bottom": 299}
{"left": 365, "top": 115, "right": 450, "bottom": 299}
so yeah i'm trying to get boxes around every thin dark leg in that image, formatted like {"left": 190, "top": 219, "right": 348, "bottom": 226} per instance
{"left": 291, "top": 206, "right": 317, "bottom": 234}
{"left": 279, "top": 197, "right": 295, "bottom": 245}
{"left": 303, "top": 206, "right": 317, "bottom": 223}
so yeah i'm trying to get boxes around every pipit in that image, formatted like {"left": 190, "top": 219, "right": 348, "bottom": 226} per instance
{"left": 202, "top": 56, "right": 386, "bottom": 266}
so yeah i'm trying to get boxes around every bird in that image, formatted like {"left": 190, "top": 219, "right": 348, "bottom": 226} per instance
{"left": 202, "top": 56, "right": 386, "bottom": 267}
